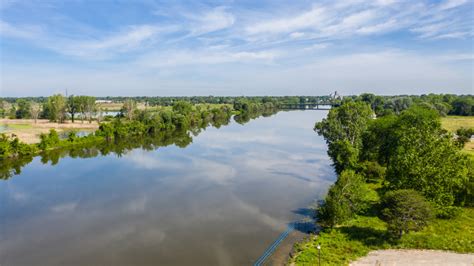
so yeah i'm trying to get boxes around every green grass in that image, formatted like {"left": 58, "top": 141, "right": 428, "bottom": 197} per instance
{"left": 441, "top": 116, "right": 474, "bottom": 160}
{"left": 441, "top": 116, "right": 474, "bottom": 132}
{"left": 4, "top": 124, "right": 32, "bottom": 130}
{"left": 291, "top": 208, "right": 474, "bottom": 265}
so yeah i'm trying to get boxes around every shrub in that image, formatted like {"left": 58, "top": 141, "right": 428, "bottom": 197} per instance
{"left": 381, "top": 189, "right": 433, "bottom": 239}
{"left": 358, "top": 161, "right": 386, "bottom": 182}
{"left": 319, "top": 170, "right": 369, "bottom": 227}
{"left": 435, "top": 206, "right": 462, "bottom": 219}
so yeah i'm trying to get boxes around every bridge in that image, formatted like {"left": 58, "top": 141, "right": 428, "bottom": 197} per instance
{"left": 279, "top": 91, "right": 342, "bottom": 110}
{"left": 279, "top": 103, "right": 338, "bottom": 110}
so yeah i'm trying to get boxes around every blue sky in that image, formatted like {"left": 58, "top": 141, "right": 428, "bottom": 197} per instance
{"left": 0, "top": 0, "right": 473, "bottom": 96}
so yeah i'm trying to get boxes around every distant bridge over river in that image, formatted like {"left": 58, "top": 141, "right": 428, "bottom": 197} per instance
{"left": 279, "top": 91, "right": 343, "bottom": 110}
{"left": 279, "top": 103, "right": 339, "bottom": 110}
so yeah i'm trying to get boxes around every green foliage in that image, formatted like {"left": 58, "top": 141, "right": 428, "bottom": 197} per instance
{"left": 385, "top": 107, "right": 470, "bottom": 206}
{"left": 172, "top": 101, "right": 193, "bottom": 115}
{"left": 0, "top": 133, "right": 36, "bottom": 159}
{"left": 15, "top": 99, "right": 32, "bottom": 119}
{"left": 319, "top": 170, "right": 370, "bottom": 227}
{"left": 47, "top": 94, "right": 67, "bottom": 122}
{"left": 315, "top": 101, "right": 373, "bottom": 173}
{"left": 450, "top": 97, "right": 474, "bottom": 116}
{"left": 121, "top": 98, "right": 137, "bottom": 120}
{"left": 435, "top": 206, "right": 463, "bottom": 219}
{"left": 291, "top": 208, "right": 474, "bottom": 265}
{"left": 38, "top": 129, "right": 60, "bottom": 150}
{"left": 455, "top": 127, "right": 474, "bottom": 146}
{"left": 75, "top": 95, "right": 96, "bottom": 123}
{"left": 67, "top": 95, "right": 78, "bottom": 123}
{"left": 381, "top": 189, "right": 433, "bottom": 239}
{"left": 358, "top": 161, "right": 386, "bottom": 182}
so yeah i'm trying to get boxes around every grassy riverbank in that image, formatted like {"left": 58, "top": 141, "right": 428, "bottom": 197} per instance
{"left": 0, "top": 119, "right": 98, "bottom": 143}
{"left": 290, "top": 106, "right": 474, "bottom": 265}
{"left": 291, "top": 206, "right": 473, "bottom": 265}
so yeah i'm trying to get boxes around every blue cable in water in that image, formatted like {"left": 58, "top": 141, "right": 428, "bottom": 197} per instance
{"left": 253, "top": 224, "right": 295, "bottom": 266}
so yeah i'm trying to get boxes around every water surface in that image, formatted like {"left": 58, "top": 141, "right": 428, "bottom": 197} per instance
{"left": 0, "top": 111, "right": 335, "bottom": 266}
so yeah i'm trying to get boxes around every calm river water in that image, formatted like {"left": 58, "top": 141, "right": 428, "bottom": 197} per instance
{"left": 0, "top": 111, "right": 335, "bottom": 266}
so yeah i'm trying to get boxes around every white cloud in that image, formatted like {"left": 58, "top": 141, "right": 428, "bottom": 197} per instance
{"left": 58, "top": 25, "right": 163, "bottom": 58}
{"left": 0, "top": 21, "right": 168, "bottom": 58}
{"left": 188, "top": 7, "right": 235, "bottom": 35}
{"left": 138, "top": 50, "right": 278, "bottom": 67}
{"left": 0, "top": 20, "right": 41, "bottom": 39}
{"left": 439, "top": 0, "right": 468, "bottom": 10}
{"left": 245, "top": 6, "right": 327, "bottom": 35}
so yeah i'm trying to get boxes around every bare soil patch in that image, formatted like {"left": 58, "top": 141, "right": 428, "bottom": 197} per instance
{"left": 350, "top": 249, "right": 474, "bottom": 266}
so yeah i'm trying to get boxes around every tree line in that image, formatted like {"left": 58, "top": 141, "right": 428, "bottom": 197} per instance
{"left": 0, "top": 95, "right": 97, "bottom": 123}
{"left": 0, "top": 99, "right": 278, "bottom": 178}
{"left": 2, "top": 94, "right": 473, "bottom": 120}
{"left": 315, "top": 100, "right": 472, "bottom": 239}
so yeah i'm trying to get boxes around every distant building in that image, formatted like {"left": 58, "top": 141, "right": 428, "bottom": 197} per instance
{"left": 329, "top": 91, "right": 343, "bottom": 101}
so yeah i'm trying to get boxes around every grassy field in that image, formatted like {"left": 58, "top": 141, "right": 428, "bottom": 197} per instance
{"left": 441, "top": 116, "right": 474, "bottom": 132}
{"left": 0, "top": 119, "right": 98, "bottom": 143}
{"left": 442, "top": 116, "right": 474, "bottom": 159}
{"left": 291, "top": 208, "right": 474, "bottom": 265}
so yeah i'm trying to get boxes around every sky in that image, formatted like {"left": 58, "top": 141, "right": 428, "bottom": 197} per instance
{"left": 0, "top": 0, "right": 473, "bottom": 96}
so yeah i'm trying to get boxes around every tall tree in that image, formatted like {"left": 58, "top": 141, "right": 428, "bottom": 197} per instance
{"left": 29, "top": 102, "right": 42, "bottom": 123}
{"left": 67, "top": 95, "right": 78, "bottom": 123}
{"left": 382, "top": 189, "right": 433, "bottom": 239}
{"left": 122, "top": 99, "right": 137, "bottom": 120}
{"left": 383, "top": 106, "right": 471, "bottom": 206}
{"left": 315, "top": 101, "right": 374, "bottom": 173}
{"left": 47, "top": 94, "right": 67, "bottom": 123}
{"left": 15, "top": 99, "right": 31, "bottom": 119}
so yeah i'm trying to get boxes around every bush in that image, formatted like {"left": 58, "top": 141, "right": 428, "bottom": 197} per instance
{"left": 455, "top": 127, "right": 474, "bottom": 147}
{"left": 319, "top": 170, "right": 370, "bottom": 227}
{"left": 381, "top": 189, "right": 433, "bottom": 239}
{"left": 38, "top": 129, "right": 60, "bottom": 150}
{"left": 358, "top": 161, "right": 386, "bottom": 182}
{"left": 435, "top": 206, "right": 462, "bottom": 219}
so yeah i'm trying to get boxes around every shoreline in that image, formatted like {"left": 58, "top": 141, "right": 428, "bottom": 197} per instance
{"left": 1, "top": 119, "right": 98, "bottom": 144}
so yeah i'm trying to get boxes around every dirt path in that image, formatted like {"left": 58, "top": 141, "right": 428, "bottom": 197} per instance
{"left": 350, "top": 249, "right": 474, "bottom": 266}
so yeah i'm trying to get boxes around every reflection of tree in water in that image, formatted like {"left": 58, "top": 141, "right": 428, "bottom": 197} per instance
{"left": 234, "top": 109, "right": 278, "bottom": 124}
{"left": 0, "top": 108, "right": 276, "bottom": 180}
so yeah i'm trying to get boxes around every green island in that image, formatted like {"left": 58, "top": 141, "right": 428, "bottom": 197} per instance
{"left": 290, "top": 94, "right": 474, "bottom": 265}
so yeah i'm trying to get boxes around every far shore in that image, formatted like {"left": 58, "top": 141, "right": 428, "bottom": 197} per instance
{"left": 0, "top": 119, "right": 99, "bottom": 144}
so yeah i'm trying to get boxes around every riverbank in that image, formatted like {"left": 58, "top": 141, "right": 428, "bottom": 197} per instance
{"left": 0, "top": 119, "right": 98, "bottom": 143}
{"left": 290, "top": 207, "right": 474, "bottom": 265}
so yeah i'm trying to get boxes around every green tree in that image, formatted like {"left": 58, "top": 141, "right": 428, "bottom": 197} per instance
{"left": 172, "top": 101, "right": 193, "bottom": 115}
{"left": 15, "top": 99, "right": 31, "bottom": 119}
{"left": 385, "top": 106, "right": 470, "bottom": 206}
{"left": 315, "top": 101, "right": 373, "bottom": 173}
{"left": 455, "top": 127, "right": 474, "bottom": 147}
{"left": 381, "top": 189, "right": 433, "bottom": 239}
{"left": 47, "top": 94, "right": 67, "bottom": 123}
{"left": 122, "top": 99, "right": 137, "bottom": 120}
{"left": 450, "top": 98, "right": 473, "bottom": 116}
{"left": 29, "top": 102, "right": 42, "bottom": 123}
{"left": 67, "top": 95, "right": 78, "bottom": 123}
{"left": 83, "top": 96, "right": 96, "bottom": 123}
{"left": 319, "top": 170, "right": 369, "bottom": 227}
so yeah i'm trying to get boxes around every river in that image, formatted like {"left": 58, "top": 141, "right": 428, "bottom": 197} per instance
{"left": 0, "top": 110, "right": 335, "bottom": 265}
